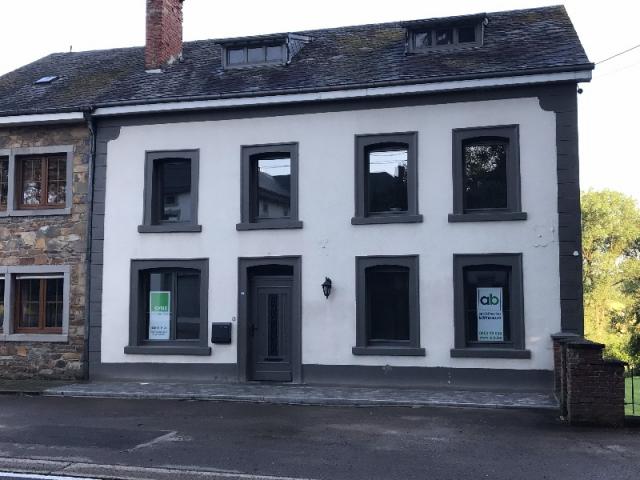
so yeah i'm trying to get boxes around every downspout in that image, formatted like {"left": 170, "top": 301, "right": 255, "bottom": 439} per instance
{"left": 83, "top": 110, "right": 96, "bottom": 381}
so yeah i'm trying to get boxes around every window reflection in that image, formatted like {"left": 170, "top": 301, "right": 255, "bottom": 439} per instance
{"left": 463, "top": 139, "right": 508, "bottom": 210}
{"left": 367, "top": 147, "right": 408, "bottom": 213}
{"left": 256, "top": 156, "right": 291, "bottom": 219}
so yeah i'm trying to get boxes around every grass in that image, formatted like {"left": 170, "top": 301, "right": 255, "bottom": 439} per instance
{"left": 625, "top": 376, "right": 640, "bottom": 416}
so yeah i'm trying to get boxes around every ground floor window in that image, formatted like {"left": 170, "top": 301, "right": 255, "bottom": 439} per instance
{"left": 452, "top": 254, "right": 529, "bottom": 358}
{"left": 0, "top": 267, "right": 70, "bottom": 341}
{"left": 353, "top": 256, "right": 424, "bottom": 356}
{"left": 126, "top": 259, "right": 210, "bottom": 356}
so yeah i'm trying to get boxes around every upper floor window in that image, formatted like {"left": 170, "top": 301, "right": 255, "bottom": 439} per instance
{"left": 449, "top": 125, "right": 526, "bottom": 222}
{"left": 0, "top": 156, "right": 7, "bottom": 211}
{"left": 352, "top": 132, "right": 422, "bottom": 225}
{"left": 16, "top": 154, "right": 66, "bottom": 209}
{"left": 226, "top": 44, "right": 286, "bottom": 66}
{"left": 237, "top": 143, "right": 302, "bottom": 231}
{"left": 220, "top": 33, "right": 311, "bottom": 69}
{"left": 139, "top": 150, "right": 201, "bottom": 233}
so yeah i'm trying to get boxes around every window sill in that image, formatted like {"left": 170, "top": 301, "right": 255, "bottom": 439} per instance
{"left": 450, "top": 348, "right": 531, "bottom": 359}
{"left": 4, "top": 207, "right": 71, "bottom": 217}
{"left": 124, "top": 345, "right": 212, "bottom": 356}
{"left": 448, "top": 212, "right": 527, "bottom": 223}
{"left": 138, "top": 224, "right": 203, "bottom": 233}
{"left": 352, "top": 346, "right": 426, "bottom": 356}
{"left": 351, "top": 214, "right": 423, "bottom": 225}
{"left": 0, "top": 333, "right": 68, "bottom": 343}
{"left": 236, "top": 220, "right": 303, "bottom": 231}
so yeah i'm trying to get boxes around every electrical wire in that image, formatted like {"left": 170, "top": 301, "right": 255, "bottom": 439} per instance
{"left": 596, "top": 43, "right": 640, "bottom": 65}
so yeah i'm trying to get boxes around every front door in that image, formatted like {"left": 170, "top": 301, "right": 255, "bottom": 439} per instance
{"left": 248, "top": 275, "right": 293, "bottom": 382}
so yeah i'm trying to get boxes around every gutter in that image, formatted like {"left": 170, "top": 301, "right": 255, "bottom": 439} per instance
{"left": 93, "top": 69, "right": 593, "bottom": 117}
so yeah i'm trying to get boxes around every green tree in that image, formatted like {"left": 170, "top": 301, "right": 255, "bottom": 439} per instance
{"left": 582, "top": 189, "right": 640, "bottom": 363}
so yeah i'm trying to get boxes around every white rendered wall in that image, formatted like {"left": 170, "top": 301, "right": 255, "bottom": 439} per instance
{"left": 101, "top": 97, "right": 560, "bottom": 370}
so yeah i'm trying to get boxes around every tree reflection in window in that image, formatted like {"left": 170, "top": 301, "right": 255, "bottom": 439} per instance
{"left": 462, "top": 139, "right": 508, "bottom": 211}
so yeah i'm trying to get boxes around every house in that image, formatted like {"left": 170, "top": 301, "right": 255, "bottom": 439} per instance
{"left": 0, "top": 0, "right": 593, "bottom": 389}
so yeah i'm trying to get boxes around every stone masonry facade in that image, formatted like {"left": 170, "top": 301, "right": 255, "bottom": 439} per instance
{"left": 0, "top": 123, "right": 90, "bottom": 379}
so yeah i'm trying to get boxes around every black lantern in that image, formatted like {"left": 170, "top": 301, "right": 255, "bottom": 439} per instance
{"left": 322, "top": 277, "right": 332, "bottom": 298}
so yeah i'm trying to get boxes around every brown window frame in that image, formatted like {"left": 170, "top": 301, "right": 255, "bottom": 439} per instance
{"left": 15, "top": 154, "right": 67, "bottom": 210}
{"left": 13, "top": 276, "right": 64, "bottom": 334}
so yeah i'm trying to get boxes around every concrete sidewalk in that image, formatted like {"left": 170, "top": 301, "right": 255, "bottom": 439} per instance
{"left": 9, "top": 380, "right": 561, "bottom": 410}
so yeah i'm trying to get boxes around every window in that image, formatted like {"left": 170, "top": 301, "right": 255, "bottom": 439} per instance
{"left": 126, "top": 259, "right": 210, "bottom": 355}
{"left": 16, "top": 154, "right": 66, "bottom": 209}
{"left": 139, "top": 150, "right": 201, "bottom": 233}
{"left": 409, "top": 23, "right": 482, "bottom": 52}
{"left": 14, "top": 276, "right": 64, "bottom": 333}
{"left": 452, "top": 254, "right": 529, "bottom": 358}
{"left": 353, "top": 132, "right": 421, "bottom": 225}
{"left": 237, "top": 143, "right": 301, "bottom": 230}
{"left": 0, "top": 156, "right": 7, "bottom": 211}
{"left": 0, "top": 266, "right": 70, "bottom": 341}
{"left": 223, "top": 44, "right": 285, "bottom": 67}
{"left": 353, "top": 256, "right": 424, "bottom": 356}
{"left": 450, "top": 125, "right": 526, "bottom": 222}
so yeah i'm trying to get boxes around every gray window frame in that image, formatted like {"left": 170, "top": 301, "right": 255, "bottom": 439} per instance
{"left": 0, "top": 145, "right": 74, "bottom": 217}
{"left": 449, "top": 125, "right": 527, "bottom": 222}
{"left": 237, "top": 142, "right": 302, "bottom": 231}
{"left": 222, "top": 43, "right": 287, "bottom": 69}
{"left": 0, "top": 265, "right": 71, "bottom": 343}
{"left": 408, "top": 23, "right": 484, "bottom": 53}
{"left": 352, "top": 132, "right": 422, "bottom": 225}
{"left": 353, "top": 255, "right": 424, "bottom": 356}
{"left": 125, "top": 258, "right": 210, "bottom": 356}
{"left": 452, "top": 253, "right": 530, "bottom": 359}
{"left": 139, "top": 150, "right": 201, "bottom": 233}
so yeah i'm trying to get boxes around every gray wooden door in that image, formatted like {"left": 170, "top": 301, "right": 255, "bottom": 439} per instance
{"left": 248, "top": 276, "right": 293, "bottom": 382}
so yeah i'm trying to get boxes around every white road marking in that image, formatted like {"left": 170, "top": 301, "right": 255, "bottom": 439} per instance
{"left": 127, "top": 430, "right": 188, "bottom": 451}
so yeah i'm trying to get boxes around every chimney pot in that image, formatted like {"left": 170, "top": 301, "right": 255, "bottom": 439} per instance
{"left": 145, "top": 0, "right": 184, "bottom": 70}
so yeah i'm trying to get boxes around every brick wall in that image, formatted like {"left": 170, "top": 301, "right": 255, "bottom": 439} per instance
{"left": 0, "top": 124, "right": 90, "bottom": 380}
{"left": 145, "top": 0, "right": 184, "bottom": 70}
{"left": 553, "top": 335, "right": 626, "bottom": 427}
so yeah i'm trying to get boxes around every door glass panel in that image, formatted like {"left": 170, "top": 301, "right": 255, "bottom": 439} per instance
{"left": 367, "top": 147, "right": 408, "bottom": 213}
{"left": 256, "top": 156, "right": 291, "bottom": 219}
{"left": 267, "top": 293, "right": 279, "bottom": 357}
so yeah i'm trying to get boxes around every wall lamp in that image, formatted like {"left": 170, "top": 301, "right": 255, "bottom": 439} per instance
{"left": 322, "top": 277, "right": 332, "bottom": 298}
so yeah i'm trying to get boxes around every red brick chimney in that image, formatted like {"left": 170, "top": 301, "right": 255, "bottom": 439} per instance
{"left": 145, "top": 0, "right": 184, "bottom": 70}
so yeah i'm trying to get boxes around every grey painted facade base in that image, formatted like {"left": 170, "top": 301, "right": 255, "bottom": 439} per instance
{"left": 43, "top": 379, "right": 557, "bottom": 410}
{"left": 91, "top": 363, "right": 553, "bottom": 392}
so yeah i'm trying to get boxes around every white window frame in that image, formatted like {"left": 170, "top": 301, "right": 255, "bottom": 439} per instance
{"left": 0, "top": 145, "right": 74, "bottom": 217}
{"left": 0, "top": 265, "right": 71, "bottom": 343}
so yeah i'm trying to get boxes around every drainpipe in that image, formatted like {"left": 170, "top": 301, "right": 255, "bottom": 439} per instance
{"left": 83, "top": 110, "right": 96, "bottom": 381}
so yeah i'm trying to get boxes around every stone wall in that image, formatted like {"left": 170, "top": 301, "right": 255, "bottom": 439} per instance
{"left": 0, "top": 123, "right": 90, "bottom": 380}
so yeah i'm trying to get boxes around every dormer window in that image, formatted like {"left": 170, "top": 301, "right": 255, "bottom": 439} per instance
{"left": 220, "top": 33, "right": 311, "bottom": 69}
{"left": 405, "top": 15, "right": 485, "bottom": 53}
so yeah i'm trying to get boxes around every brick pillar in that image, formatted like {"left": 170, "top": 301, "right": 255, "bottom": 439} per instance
{"left": 145, "top": 0, "right": 184, "bottom": 70}
{"left": 551, "top": 332, "right": 580, "bottom": 418}
{"left": 565, "top": 339, "right": 626, "bottom": 427}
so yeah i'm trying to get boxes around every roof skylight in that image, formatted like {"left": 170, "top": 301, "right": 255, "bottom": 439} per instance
{"left": 34, "top": 75, "right": 59, "bottom": 85}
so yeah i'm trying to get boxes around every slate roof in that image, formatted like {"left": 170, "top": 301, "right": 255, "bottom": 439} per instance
{"left": 0, "top": 5, "right": 592, "bottom": 117}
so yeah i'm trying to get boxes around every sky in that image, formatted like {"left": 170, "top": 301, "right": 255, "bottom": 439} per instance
{"left": 1, "top": 0, "right": 639, "bottom": 201}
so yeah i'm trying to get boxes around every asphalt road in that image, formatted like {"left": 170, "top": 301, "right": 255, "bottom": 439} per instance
{"left": 0, "top": 395, "right": 638, "bottom": 480}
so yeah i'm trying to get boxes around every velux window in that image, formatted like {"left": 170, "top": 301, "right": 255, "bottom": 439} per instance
{"left": 16, "top": 154, "right": 66, "bottom": 209}
{"left": 353, "top": 256, "right": 424, "bottom": 356}
{"left": 450, "top": 125, "right": 526, "bottom": 222}
{"left": 126, "top": 259, "right": 210, "bottom": 355}
{"left": 353, "top": 133, "right": 421, "bottom": 225}
{"left": 140, "top": 150, "right": 201, "bottom": 233}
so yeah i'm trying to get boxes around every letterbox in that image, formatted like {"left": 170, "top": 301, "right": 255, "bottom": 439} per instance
{"left": 211, "top": 323, "right": 232, "bottom": 344}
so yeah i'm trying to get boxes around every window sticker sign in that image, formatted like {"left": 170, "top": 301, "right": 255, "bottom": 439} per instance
{"left": 149, "top": 291, "right": 171, "bottom": 340}
{"left": 476, "top": 287, "right": 503, "bottom": 341}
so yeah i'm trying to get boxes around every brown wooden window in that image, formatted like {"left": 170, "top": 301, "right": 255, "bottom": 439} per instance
{"left": 16, "top": 154, "right": 67, "bottom": 209}
{"left": 0, "top": 157, "right": 8, "bottom": 211}
{"left": 14, "top": 276, "right": 64, "bottom": 333}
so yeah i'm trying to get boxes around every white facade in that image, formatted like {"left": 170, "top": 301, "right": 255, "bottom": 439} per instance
{"left": 100, "top": 95, "right": 560, "bottom": 371}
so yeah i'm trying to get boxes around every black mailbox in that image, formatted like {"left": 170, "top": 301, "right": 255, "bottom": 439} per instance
{"left": 211, "top": 323, "right": 232, "bottom": 344}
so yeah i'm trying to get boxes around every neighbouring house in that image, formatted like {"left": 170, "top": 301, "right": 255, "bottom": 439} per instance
{"left": 0, "top": 0, "right": 593, "bottom": 390}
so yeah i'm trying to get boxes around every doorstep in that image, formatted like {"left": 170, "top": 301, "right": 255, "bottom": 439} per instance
{"left": 41, "top": 381, "right": 558, "bottom": 410}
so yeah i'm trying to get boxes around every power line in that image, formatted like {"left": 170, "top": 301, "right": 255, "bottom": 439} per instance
{"left": 596, "top": 43, "right": 640, "bottom": 65}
